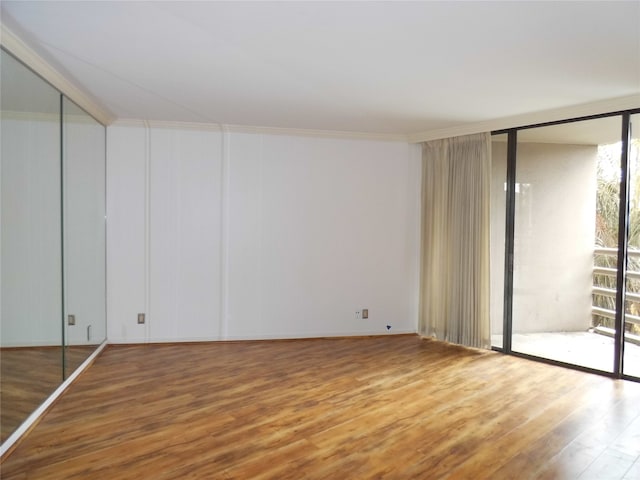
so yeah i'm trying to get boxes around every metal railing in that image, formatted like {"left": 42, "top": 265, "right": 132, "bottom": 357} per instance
{"left": 592, "top": 247, "right": 640, "bottom": 327}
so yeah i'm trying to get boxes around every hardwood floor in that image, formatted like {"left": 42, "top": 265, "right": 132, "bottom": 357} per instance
{"left": 2, "top": 335, "right": 640, "bottom": 479}
{"left": 1, "top": 347, "right": 62, "bottom": 444}
{"left": 0, "top": 345, "right": 97, "bottom": 443}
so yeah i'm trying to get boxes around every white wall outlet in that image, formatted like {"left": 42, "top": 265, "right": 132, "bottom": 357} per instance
{"left": 138, "top": 313, "right": 145, "bottom": 324}
{"left": 355, "top": 311, "right": 361, "bottom": 320}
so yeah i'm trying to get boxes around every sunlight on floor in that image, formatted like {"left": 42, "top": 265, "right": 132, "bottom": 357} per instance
{"left": 492, "top": 331, "right": 640, "bottom": 377}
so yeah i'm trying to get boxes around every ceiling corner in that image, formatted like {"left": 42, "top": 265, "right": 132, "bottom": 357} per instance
{"left": 1, "top": 22, "right": 116, "bottom": 126}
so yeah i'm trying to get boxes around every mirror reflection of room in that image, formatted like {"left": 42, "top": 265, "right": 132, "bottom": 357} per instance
{"left": 0, "top": 49, "right": 107, "bottom": 443}
{"left": 62, "top": 97, "right": 107, "bottom": 378}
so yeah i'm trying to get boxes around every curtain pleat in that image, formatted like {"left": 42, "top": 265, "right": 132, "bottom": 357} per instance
{"left": 419, "top": 133, "right": 491, "bottom": 349}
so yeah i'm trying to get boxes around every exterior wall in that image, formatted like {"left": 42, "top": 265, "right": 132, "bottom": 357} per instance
{"left": 491, "top": 141, "right": 597, "bottom": 334}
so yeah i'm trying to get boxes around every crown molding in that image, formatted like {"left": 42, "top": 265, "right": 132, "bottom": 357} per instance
{"left": 113, "top": 119, "right": 409, "bottom": 142}
{"left": 1, "top": 110, "right": 59, "bottom": 122}
{"left": 109, "top": 119, "right": 147, "bottom": 128}
{"left": 111, "top": 98, "right": 640, "bottom": 144}
{"left": 0, "top": 22, "right": 116, "bottom": 126}
{"left": 224, "top": 124, "right": 409, "bottom": 142}
{"left": 407, "top": 94, "right": 640, "bottom": 143}
{"left": 147, "top": 120, "right": 223, "bottom": 132}
{"left": 112, "top": 119, "right": 224, "bottom": 132}
{"left": 121, "top": 93, "right": 639, "bottom": 143}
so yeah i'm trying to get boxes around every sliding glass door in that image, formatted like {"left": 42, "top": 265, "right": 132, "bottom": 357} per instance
{"left": 511, "top": 117, "right": 622, "bottom": 372}
{"left": 624, "top": 114, "right": 640, "bottom": 379}
{"left": 493, "top": 109, "right": 640, "bottom": 380}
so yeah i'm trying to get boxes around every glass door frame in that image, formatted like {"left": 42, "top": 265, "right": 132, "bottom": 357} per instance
{"left": 493, "top": 108, "right": 640, "bottom": 381}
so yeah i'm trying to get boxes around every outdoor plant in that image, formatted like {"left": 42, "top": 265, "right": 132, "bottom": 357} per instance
{"left": 594, "top": 140, "right": 640, "bottom": 335}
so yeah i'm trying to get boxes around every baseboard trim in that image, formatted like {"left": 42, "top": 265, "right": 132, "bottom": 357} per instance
{"left": 107, "top": 330, "right": 417, "bottom": 345}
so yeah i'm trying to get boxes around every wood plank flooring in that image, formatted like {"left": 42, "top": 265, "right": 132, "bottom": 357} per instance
{"left": 2, "top": 335, "right": 640, "bottom": 479}
{"left": 1, "top": 345, "right": 98, "bottom": 442}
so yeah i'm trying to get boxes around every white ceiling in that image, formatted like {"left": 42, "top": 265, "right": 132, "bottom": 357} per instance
{"left": 1, "top": 1, "right": 639, "bottom": 136}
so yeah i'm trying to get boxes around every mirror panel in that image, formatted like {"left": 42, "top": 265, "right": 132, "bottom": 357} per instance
{"left": 0, "top": 50, "right": 63, "bottom": 442}
{"left": 62, "top": 98, "right": 107, "bottom": 377}
{"left": 1, "top": 49, "right": 107, "bottom": 446}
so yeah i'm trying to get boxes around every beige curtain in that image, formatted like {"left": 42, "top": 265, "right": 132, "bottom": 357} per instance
{"left": 419, "top": 132, "right": 491, "bottom": 349}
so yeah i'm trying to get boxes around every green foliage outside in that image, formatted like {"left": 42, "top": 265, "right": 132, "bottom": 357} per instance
{"left": 594, "top": 139, "right": 640, "bottom": 335}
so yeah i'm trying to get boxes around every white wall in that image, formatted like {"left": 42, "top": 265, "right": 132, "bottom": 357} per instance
{"left": 107, "top": 123, "right": 421, "bottom": 343}
{"left": 148, "top": 127, "right": 223, "bottom": 341}
{"left": 106, "top": 124, "right": 147, "bottom": 342}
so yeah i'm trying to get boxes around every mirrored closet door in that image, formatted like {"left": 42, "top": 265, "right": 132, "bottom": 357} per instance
{"left": 62, "top": 97, "right": 106, "bottom": 378}
{"left": 0, "top": 48, "right": 107, "bottom": 444}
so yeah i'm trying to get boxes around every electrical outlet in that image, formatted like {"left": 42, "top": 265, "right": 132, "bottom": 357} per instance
{"left": 355, "top": 311, "right": 361, "bottom": 320}
{"left": 138, "top": 313, "right": 145, "bottom": 324}
{"left": 67, "top": 314, "right": 75, "bottom": 326}
{"left": 362, "top": 309, "right": 368, "bottom": 319}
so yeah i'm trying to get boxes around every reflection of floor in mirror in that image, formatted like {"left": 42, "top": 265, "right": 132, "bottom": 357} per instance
{"left": 491, "top": 331, "right": 640, "bottom": 377}
{"left": 65, "top": 345, "right": 101, "bottom": 378}
{"left": 0, "top": 345, "right": 98, "bottom": 443}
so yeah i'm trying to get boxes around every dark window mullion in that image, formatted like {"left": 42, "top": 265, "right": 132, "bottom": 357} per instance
{"left": 502, "top": 130, "right": 517, "bottom": 354}
{"left": 614, "top": 114, "right": 632, "bottom": 377}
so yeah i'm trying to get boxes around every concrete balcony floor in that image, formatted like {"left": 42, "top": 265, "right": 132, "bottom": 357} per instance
{"left": 492, "top": 331, "right": 640, "bottom": 378}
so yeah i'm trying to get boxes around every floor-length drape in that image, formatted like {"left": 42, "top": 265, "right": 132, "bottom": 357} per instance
{"left": 419, "top": 132, "right": 491, "bottom": 349}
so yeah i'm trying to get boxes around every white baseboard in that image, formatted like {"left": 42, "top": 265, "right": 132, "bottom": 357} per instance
{"left": 108, "top": 330, "right": 416, "bottom": 344}
{"left": 222, "top": 330, "right": 416, "bottom": 341}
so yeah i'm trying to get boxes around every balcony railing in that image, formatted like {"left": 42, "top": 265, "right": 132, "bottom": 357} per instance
{"left": 593, "top": 247, "right": 640, "bottom": 344}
